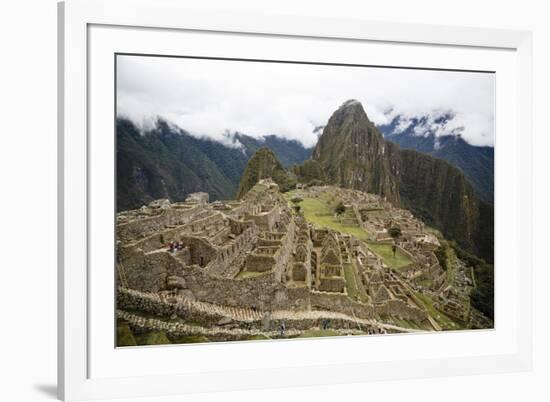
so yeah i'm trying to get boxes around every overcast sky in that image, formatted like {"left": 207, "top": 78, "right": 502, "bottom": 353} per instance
{"left": 116, "top": 55, "right": 495, "bottom": 147}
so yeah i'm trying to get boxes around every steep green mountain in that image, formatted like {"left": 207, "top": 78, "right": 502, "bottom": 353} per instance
{"left": 398, "top": 149, "right": 493, "bottom": 261}
{"left": 117, "top": 118, "right": 249, "bottom": 211}
{"left": 311, "top": 99, "right": 401, "bottom": 203}
{"left": 236, "top": 148, "right": 297, "bottom": 199}
{"left": 309, "top": 100, "right": 493, "bottom": 263}
{"left": 116, "top": 118, "right": 312, "bottom": 211}
{"left": 292, "top": 159, "right": 325, "bottom": 185}
{"left": 378, "top": 115, "right": 494, "bottom": 203}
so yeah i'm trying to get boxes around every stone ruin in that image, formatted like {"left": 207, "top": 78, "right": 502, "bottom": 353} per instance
{"left": 116, "top": 180, "right": 490, "bottom": 344}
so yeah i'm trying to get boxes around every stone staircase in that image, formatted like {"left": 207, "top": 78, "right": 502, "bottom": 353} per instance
{"left": 159, "top": 291, "right": 264, "bottom": 322}
{"left": 119, "top": 287, "right": 420, "bottom": 333}
{"left": 117, "top": 309, "right": 366, "bottom": 339}
{"left": 117, "top": 263, "right": 129, "bottom": 288}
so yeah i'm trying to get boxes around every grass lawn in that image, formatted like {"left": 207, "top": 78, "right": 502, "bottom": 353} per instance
{"left": 390, "top": 316, "right": 423, "bottom": 330}
{"left": 416, "top": 278, "right": 434, "bottom": 288}
{"left": 366, "top": 242, "right": 412, "bottom": 270}
{"left": 296, "top": 196, "right": 370, "bottom": 240}
{"left": 343, "top": 262, "right": 369, "bottom": 303}
{"left": 343, "top": 263, "right": 359, "bottom": 300}
{"left": 288, "top": 192, "right": 412, "bottom": 272}
{"left": 298, "top": 329, "right": 341, "bottom": 338}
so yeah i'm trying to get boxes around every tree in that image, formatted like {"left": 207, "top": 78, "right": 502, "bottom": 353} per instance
{"left": 388, "top": 227, "right": 402, "bottom": 257}
{"left": 334, "top": 201, "right": 346, "bottom": 215}
{"left": 388, "top": 227, "right": 402, "bottom": 240}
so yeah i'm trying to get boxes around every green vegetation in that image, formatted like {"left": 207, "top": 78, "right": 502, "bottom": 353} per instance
{"left": 242, "top": 334, "right": 271, "bottom": 341}
{"left": 334, "top": 200, "right": 346, "bottom": 215}
{"left": 386, "top": 128, "right": 494, "bottom": 203}
{"left": 470, "top": 265, "right": 493, "bottom": 319}
{"left": 236, "top": 148, "right": 297, "bottom": 198}
{"left": 171, "top": 335, "right": 210, "bottom": 344}
{"left": 289, "top": 192, "right": 413, "bottom": 270}
{"left": 390, "top": 316, "right": 424, "bottom": 331}
{"left": 310, "top": 100, "right": 493, "bottom": 264}
{"left": 298, "top": 329, "right": 341, "bottom": 338}
{"left": 235, "top": 133, "right": 312, "bottom": 168}
{"left": 388, "top": 227, "right": 402, "bottom": 240}
{"left": 414, "top": 292, "right": 464, "bottom": 330}
{"left": 116, "top": 118, "right": 249, "bottom": 211}
{"left": 116, "top": 320, "right": 137, "bottom": 347}
{"left": 135, "top": 330, "right": 172, "bottom": 346}
{"left": 399, "top": 149, "right": 494, "bottom": 264}
{"left": 305, "top": 179, "right": 324, "bottom": 187}
{"left": 343, "top": 263, "right": 359, "bottom": 300}
{"left": 116, "top": 118, "right": 311, "bottom": 211}
{"left": 434, "top": 241, "right": 450, "bottom": 271}
{"left": 366, "top": 242, "right": 412, "bottom": 270}
{"left": 416, "top": 278, "right": 434, "bottom": 288}
{"left": 292, "top": 159, "right": 324, "bottom": 184}
{"left": 449, "top": 241, "right": 494, "bottom": 320}
{"left": 291, "top": 194, "right": 369, "bottom": 240}
{"left": 343, "top": 263, "right": 368, "bottom": 303}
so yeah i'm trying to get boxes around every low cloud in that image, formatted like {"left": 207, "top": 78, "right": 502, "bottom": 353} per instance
{"left": 117, "top": 55, "right": 495, "bottom": 147}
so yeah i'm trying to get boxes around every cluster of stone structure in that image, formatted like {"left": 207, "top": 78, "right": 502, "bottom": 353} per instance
{"left": 116, "top": 180, "right": 488, "bottom": 344}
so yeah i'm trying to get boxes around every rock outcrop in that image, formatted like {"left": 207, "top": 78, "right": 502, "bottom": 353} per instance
{"left": 312, "top": 99, "right": 401, "bottom": 203}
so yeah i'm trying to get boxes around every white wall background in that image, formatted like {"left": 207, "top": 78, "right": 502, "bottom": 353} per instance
{"left": 0, "top": 0, "right": 547, "bottom": 401}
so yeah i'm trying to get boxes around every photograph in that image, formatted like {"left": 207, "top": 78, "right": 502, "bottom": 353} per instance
{"left": 115, "top": 54, "right": 495, "bottom": 347}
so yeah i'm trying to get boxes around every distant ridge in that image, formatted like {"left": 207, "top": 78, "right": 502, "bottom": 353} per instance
{"left": 116, "top": 118, "right": 311, "bottom": 211}
{"left": 378, "top": 114, "right": 494, "bottom": 203}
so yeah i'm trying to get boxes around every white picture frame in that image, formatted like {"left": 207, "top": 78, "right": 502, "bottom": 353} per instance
{"left": 58, "top": 0, "right": 533, "bottom": 400}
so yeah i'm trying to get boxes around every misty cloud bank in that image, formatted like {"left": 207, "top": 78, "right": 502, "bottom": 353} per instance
{"left": 116, "top": 55, "right": 495, "bottom": 147}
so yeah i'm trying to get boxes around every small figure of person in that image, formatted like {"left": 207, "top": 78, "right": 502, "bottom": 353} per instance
{"left": 392, "top": 243, "right": 397, "bottom": 257}
{"left": 177, "top": 241, "right": 184, "bottom": 251}
{"left": 322, "top": 319, "right": 330, "bottom": 330}
{"left": 251, "top": 304, "right": 257, "bottom": 312}
{"left": 280, "top": 321, "right": 286, "bottom": 337}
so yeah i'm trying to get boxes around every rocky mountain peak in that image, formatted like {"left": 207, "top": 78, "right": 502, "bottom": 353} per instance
{"left": 327, "top": 99, "right": 371, "bottom": 129}
{"left": 311, "top": 100, "right": 400, "bottom": 204}
{"left": 236, "top": 147, "right": 296, "bottom": 199}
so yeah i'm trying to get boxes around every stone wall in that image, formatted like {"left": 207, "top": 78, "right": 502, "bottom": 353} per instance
{"left": 375, "top": 299, "right": 427, "bottom": 322}
{"left": 119, "top": 248, "right": 184, "bottom": 293}
{"left": 117, "top": 205, "right": 202, "bottom": 242}
{"left": 246, "top": 205, "right": 281, "bottom": 232}
{"left": 245, "top": 254, "right": 276, "bottom": 272}
{"left": 310, "top": 291, "right": 375, "bottom": 319}
{"left": 318, "top": 277, "right": 346, "bottom": 293}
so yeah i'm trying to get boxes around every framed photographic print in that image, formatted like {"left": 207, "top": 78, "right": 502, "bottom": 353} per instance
{"left": 58, "top": 0, "right": 533, "bottom": 400}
